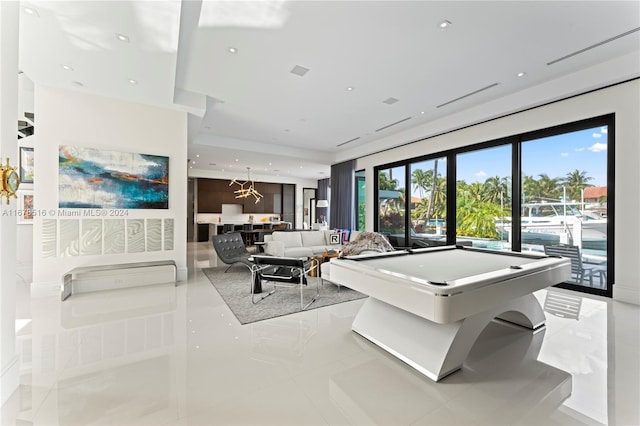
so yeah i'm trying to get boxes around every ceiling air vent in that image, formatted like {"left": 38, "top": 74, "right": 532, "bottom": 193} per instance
{"left": 337, "top": 137, "right": 360, "bottom": 147}
{"left": 547, "top": 27, "right": 640, "bottom": 66}
{"left": 383, "top": 97, "right": 399, "bottom": 105}
{"left": 436, "top": 83, "right": 499, "bottom": 108}
{"left": 290, "top": 65, "right": 310, "bottom": 77}
{"left": 375, "top": 117, "right": 412, "bottom": 132}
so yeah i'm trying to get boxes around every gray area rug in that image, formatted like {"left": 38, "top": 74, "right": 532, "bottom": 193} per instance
{"left": 203, "top": 266, "right": 367, "bottom": 324}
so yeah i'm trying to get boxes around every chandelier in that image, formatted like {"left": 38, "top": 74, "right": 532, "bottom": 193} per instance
{"left": 229, "top": 167, "right": 263, "bottom": 203}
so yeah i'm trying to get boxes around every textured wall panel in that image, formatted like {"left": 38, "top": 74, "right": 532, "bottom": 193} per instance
{"left": 60, "top": 219, "right": 80, "bottom": 257}
{"left": 104, "top": 219, "right": 126, "bottom": 254}
{"left": 42, "top": 219, "right": 57, "bottom": 258}
{"left": 164, "top": 219, "right": 174, "bottom": 251}
{"left": 146, "top": 219, "right": 162, "bottom": 252}
{"left": 80, "top": 219, "right": 103, "bottom": 256}
{"left": 127, "top": 219, "right": 145, "bottom": 253}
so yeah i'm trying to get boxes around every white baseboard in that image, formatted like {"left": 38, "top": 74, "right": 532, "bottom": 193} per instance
{"left": 613, "top": 284, "right": 640, "bottom": 305}
{"left": 177, "top": 267, "right": 188, "bottom": 282}
{"left": 1, "top": 355, "right": 19, "bottom": 406}
{"left": 30, "top": 281, "right": 61, "bottom": 298}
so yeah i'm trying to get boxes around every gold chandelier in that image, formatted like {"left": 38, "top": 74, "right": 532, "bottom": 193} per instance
{"left": 229, "top": 167, "right": 263, "bottom": 203}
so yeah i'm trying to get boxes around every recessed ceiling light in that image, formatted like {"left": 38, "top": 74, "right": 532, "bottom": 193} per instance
{"left": 517, "top": 71, "right": 527, "bottom": 77}
{"left": 24, "top": 7, "right": 39, "bottom": 17}
{"left": 346, "top": 87, "right": 354, "bottom": 91}
{"left": 61, "top": 64, "right": 74, "bottom": 71}
{"left": 128, "top": 79, "right": 138, "bottom": 85}
{"left": 421, "top": 111, "right": 425, "bottom": 114}
{"left": 115, "top": 33, "right": 130, "bottom": 43}
{"left": 196, "top": 154, "right": 200, "bottom": 157}
{"left": 191, "top": 161, "right": 195, "bottom": 164}
{"left": 228, "top": 47, "right": 238, "bottom": 54}
{"left": 438, "top": 20, "right": 452, "bottom": 29}
{"left": 235, "top": 159, "right": 239, "bottom": 162}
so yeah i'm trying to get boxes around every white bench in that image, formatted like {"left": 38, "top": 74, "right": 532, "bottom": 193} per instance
{"left": 62, "top": 260, "right": 177, "bottom": 301}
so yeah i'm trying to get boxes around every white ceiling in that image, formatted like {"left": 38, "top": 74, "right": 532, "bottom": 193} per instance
{"left": 18, "top": 0, "right": 640, "bottom": 180}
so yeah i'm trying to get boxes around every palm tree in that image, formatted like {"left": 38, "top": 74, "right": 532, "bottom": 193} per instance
{"left": 411, "top": 169, "right": 431, "bottom": 199}
{"left": 536, "top": 174, "right": 562, "bottom": 201}
{"left": 564, "top": 169, "right": 593, "bottom": 201}
{"left": 482, "top": 175, "right": 507, "bottom": 205}
{"left": 425, "top": 159, "right": 440, "bottom": 222}
{"left": 522, "top": 174, "right": 539, "bottom": 203}
{"left": 379, "top": 171, "right": 399, "bottom": 191}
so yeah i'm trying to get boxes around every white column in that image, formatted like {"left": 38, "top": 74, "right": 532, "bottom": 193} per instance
{"left": 0, "top": 0, "right": 20, "bottom": 406}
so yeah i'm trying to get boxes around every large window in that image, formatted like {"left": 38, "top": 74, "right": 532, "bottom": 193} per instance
{"left": 409, "top": 158, "right": 447, "bottom": 247}
{"left": 522, "top": 123, "right": 609, "bottom": 291}
{"left": 377, "top": 166, "right": 406, "bottom": 246}
{"left": 456, "top": 146, "right": 511, "bottom": 250}
{"left": 373, "top": 114, "right": 613, "bottom": 297}
{"left": 356, "top": 170, "right": 365, "bottom": 231}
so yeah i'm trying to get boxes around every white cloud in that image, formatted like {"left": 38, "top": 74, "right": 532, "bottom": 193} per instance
{"left": 592, "top": 132, "right": 602, "bottom": 138}
{"left": 560, "top": 152, "right": 569, "bottom": 157}
{"left": 601, "top": 127, "right": 608, "bottom": 134}
{"left": 575, "top": 148, "right": 585, "bottom": 152}
{"left": 475, "top": 170, "right": 487, "bottom": 178}
{"left": 589, "top": 143, "right": 607, "bottom": 152}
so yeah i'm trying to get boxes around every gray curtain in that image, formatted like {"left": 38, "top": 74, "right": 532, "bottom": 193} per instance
{"left": 330, "top": 159, "right": 355, "bottom": 229}
{"left": 316, "top": 178, "right": 330, "bottom": 225}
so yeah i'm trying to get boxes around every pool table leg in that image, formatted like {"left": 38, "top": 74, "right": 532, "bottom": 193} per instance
{"left": 352, "top": 293, "right": 546, "bottom": 381}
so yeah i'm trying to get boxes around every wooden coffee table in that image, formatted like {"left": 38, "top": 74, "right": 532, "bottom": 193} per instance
{"left": 322, "top": 251, "right": 340, "bottom": 261}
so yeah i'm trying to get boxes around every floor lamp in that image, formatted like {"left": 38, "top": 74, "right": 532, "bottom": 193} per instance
{"left": 316, "top": 199, "right": 329, "bottom": 226}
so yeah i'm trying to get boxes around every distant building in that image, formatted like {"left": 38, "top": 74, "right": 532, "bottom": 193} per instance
{"left": 584, "top": 186, "right": 607, "bottom": 204}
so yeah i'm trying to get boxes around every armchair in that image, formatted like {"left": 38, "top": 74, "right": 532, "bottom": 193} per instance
{"left": 211, "top": 232, "right": 253, "bottom": 273}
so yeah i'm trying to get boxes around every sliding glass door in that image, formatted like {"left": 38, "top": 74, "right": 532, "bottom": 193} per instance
{"left": 456, "top": 145, "right": 511, "bottom": 250}
{"left": 522, "top": 121, "right": 610, "bottom": 292}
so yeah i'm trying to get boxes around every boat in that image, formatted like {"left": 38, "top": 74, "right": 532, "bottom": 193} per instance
{"left": 498, "top": 202, "right": 608, "bottom": 251}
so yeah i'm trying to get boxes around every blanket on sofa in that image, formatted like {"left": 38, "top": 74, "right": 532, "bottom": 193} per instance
{"left": 340, "top": 232, "right": 395, "bottom": 257}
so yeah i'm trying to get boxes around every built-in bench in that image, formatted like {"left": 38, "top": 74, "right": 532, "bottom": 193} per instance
{"left": 62, "top": 260, "right": 177, "bottom": 301}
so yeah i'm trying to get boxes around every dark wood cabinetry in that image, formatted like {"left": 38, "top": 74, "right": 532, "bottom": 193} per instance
{"left": 197, "top": 178, "right": 294, "bottom": 216}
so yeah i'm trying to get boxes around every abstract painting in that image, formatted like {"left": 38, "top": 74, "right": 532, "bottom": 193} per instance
{"left": 59, "top": 146, "right": 169, "bottom": 209}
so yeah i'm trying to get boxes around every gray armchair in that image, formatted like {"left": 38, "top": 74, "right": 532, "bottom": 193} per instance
{"left": 211, "top": 232, "right": 253, "bottom": 273}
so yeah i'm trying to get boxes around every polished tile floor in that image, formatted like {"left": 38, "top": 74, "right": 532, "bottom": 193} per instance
{"left": 3, "top": 242, "right": 639, "bottom": 425}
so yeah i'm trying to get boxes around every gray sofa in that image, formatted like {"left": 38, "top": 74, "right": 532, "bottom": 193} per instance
{"left": 263, "top": 230, "right": 361, "bottom": 257}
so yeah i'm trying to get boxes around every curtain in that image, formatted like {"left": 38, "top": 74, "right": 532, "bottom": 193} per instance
{"left": 330, "top": 159, "right": 355, "bottom": 229}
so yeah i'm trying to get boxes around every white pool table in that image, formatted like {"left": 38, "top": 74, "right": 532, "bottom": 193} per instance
{"left": 329, "top": 245, "right": 571, "bottom": 381}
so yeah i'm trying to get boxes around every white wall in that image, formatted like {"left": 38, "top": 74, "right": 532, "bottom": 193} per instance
{"left": 357, "top": 80, "right": 640, "bottom": 305}
{"left": 189, "top": 168, "right": 318, "bottom": 230}
{"left": 0, "top": 0, "right": 20, "bottom": 406}
{"left": 31, "top": 86, "right": 188, "bottom": 295}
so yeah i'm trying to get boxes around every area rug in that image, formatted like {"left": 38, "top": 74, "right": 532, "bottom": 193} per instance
{"left": 203, "top": 267, "right": 367, "bottom": 324}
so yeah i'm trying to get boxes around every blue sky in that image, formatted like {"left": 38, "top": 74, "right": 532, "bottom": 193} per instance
{"left": 390, "top": 125, "right": 608, "bottom": 196}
